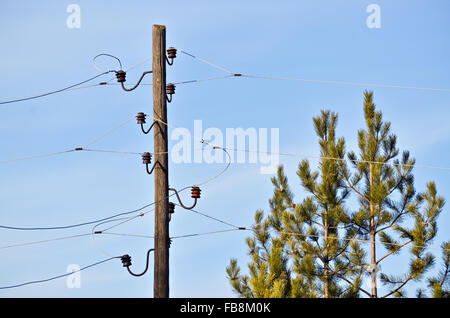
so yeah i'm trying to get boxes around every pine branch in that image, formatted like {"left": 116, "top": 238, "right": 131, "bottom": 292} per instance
{"left": 382, "top": 273, "right": 413, "bottom": 298}
{"left": 377, "top": 240, "right": 412, "bottom": 265}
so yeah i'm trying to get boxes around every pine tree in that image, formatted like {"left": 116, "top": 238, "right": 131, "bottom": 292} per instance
{"left": 227, "top": 111, "right": 362, "bottom": 297}
{"left": 338, "top": 91, "right": 445, "bottom": 297}
{"left": 226, "top": 91, "right": 448, "bottom": 298}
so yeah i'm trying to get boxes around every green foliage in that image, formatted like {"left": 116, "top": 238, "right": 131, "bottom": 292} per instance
{"left": 226, "top": 91, "right": 448, "bottom": 298}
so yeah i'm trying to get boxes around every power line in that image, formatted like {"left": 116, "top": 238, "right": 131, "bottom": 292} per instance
{"left": 0, "top": 71, "right": 115, "bottom": 105}
{"left": 0, "top": 149, "right": 77, "bottom": 164}
{"left": 178, "top": 49, "right": 450, "bottom": 93}
{"left": 157, "top": 117, "right": 450, "bottom": 173}
{"left": 0, "top": 256, "right": 119, "bottom": 290}
{"left": 0, "top": 201, "right": 158, "bottom": 231}
{"left": 241, "top": 74, "right": 450, "bottom": 93}
{"left": 179, "top": 49, "right": 234, "bottom": 74}
{"left": 83, "top": 116, "right": 135, "bottom": 147}
{"left": 171, "top": 228, "right": 247, "bottom": 239}
{"left": 177, "top": 204, "right": 243, "bottom": 230}
{"left": 0, "top": 233, "right": 92, "bottom": 250}
{"left": 208, "top": 144, "right": 450, "bottom": 172}
{"left": 0, "top": 147, "right": 142, "bottom": 165}
{"left": 280, "top": 230, "right": 450, "bottom": 254}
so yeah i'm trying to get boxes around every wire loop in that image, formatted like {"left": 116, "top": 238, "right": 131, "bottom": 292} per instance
{"left": 168, "top": 187, "right": 200, "bottom": 210}
{"left": 136, "top": 113, "right": 156, "bottom": 134}
{"left": 119, "top": 71, "right": 153, "bottom": 91}
{"left": 92, "top": 53, "right": 123, "bottom": 73}
{"left": 121, "top": 249, "right": 154, "bottom": 277}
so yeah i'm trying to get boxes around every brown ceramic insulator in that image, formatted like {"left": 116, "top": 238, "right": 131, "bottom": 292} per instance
{"left": 116, "top": 70, "right": 126, "bottom": 83}
{"left": 167, "top": 47, "right": 177, "bottom": 59}
{"left": 191, "top": 186, "right": 201, "bottom": 199}
{"left": 166, "top": 83, "right": 176, "bottom": 95}
{"left": 142, "top": 152, "right": 152, "bottom": 164}
{"left": 136, "top": 112, "right": 146, "bottom": 124}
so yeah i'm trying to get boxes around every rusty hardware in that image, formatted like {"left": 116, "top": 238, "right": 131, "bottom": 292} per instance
{"left": 136, "top": 112, "right": 156, "bottom": 134}
{"left": 166, "top": 47, "right": 177, "bottom": 65}
{"left": 168, "top": 187, "right": 200, "bottom": 210}
{"left": 191, "top": 186, "right": 201, "bottom": 199}
{"left": 116, "top": 70, "right": 126, "bottom": 83}
{"left": 166, "top": 83, "right": 176, "bottom": 103}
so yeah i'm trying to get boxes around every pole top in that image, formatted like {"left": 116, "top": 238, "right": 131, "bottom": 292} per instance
{"left": 153, "top": 25, "right": 166, "bottom": 30}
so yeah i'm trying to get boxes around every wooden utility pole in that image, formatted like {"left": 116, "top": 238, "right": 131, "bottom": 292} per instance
{"left": 152, "top": 24, "right": 169, "bottom": 298}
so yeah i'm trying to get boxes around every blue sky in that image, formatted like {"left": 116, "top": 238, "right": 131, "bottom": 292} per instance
{"left": 0, "top": 0, "right": 449, "bottom": 297}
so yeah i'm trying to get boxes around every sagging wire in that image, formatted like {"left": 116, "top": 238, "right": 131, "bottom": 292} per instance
{"left": 0, "top": 256, "right": 121, "bottom": 290}
{"left": 0, "top": 71, "right": 116, "bottom": 105}
{"left": 0, "top": 200, "right": 157, "bottom": 232}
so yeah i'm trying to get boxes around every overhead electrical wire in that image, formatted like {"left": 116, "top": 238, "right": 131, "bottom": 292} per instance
{"left": 0, "top": 202, "right": 158, "bottom": 231}
{"left": 179, "top": 49, "right": 234, "bottom": 74}
{"left": 174, "top": 204, "right": 243, "bottom": 230}
{"left": 241, "top": 74, "right": 450, "bottom": 93}
{"left": 0, "top": 233, "right": 92, "bottom": 250}
{"left": 83, "top": 116, "right": 135, "bottom": 148}
{"left": 0, "top": 256, "right": 119, "bottom": 290}
{"left": 171, "top": 228, "right": 247, "bottom": 240}
{"left": 0, "top": 71, "right": 116, "bottom": 105}
{"left": 156, "top": 117, "right": 450, "bottom": 173}
{"left": 179, "top": 48, "right": 450, "bottom": 93}
{"left": 215, "top": 145, "right": 450, "bottom": 172}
